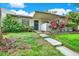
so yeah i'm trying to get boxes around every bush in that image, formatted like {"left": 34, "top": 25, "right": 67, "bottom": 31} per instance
{"left": 2, "top": 15, "right": 34, "bottom": 32}
{"left": 67, "top": 21, "right": 76, "bottom": 27}
{"left": 2, "top": 15, "right": 23, "bottom": 32}
{"left": 27, "top": 26, "right": 34, "bottom": 32}
{"left": 67, "top": 21, "right": 77, "bottom": 30}
{"left": 23, "top": 26, "right": 34, "bottom": 32}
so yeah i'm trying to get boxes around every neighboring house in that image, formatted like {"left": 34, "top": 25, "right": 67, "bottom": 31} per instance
{"left": 0, "top": 8, "right": 67, "bottom": 32}
{"left": 0, "top": 8, "right": 15, "bottom": 27}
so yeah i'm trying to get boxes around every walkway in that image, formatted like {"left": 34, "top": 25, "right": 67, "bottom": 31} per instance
{"left": 36, "top": 31, "right": 79, "bottom": 56}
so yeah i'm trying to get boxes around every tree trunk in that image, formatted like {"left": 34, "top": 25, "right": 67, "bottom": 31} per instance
{"left": 0, "top": 8, "right": 3, "bottom": 39}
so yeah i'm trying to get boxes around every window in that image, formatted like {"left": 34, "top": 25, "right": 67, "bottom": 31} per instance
{"left": 22, "top": 18, "right": 29, "bottom": 26}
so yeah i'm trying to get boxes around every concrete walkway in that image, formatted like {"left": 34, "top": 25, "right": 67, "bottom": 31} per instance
{"left": 56, "top": 46, "right": 79, "bottom": 56}
{"left": 39, "top": 34, "right": 49, "bottom": 38}
{"left": 44, "top": 38, "right": 62, "bottom": 46}
{"left": 36, "top": 31, "right": 79, "bottom": 56}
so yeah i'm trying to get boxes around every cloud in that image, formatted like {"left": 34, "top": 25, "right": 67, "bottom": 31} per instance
{"left": 76, "top": 7, "right": 79, "bottom": 11}
{"left": 11, "top": 10, "right": 17, "bottom": 13}
{"left": 10, "top": 3, "right": 25, "bottom": 8}
{"left": 11, "top": 9, "right": 35, "bottom": 17}
{"left": 68, "top": 3, "right": 71, "bottom": 6}
{"left": 29, "top": 11, "right": 35, "bottom": 17}
{"left": 66, "top": 9, "right": 72, "bottom": 13}
{"left": 48, "top": 8, "right": 72, "bottom": 15}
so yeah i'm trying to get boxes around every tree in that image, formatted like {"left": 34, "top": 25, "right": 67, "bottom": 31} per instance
{"left": 67, "top": 12, "right": 79, "bottom": 31}
{"left": 0, "top": 9, "right": 3, "bottom": 39}
{"left": 67, "top": 12, "right": 79, "bottom": 24}
{"left": 3, "top": 15, "right": 23, "bottom": 32}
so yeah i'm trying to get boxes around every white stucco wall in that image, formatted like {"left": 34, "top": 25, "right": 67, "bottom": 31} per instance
{"left": 14, "top": 17, "right": 22, "bottom": 25}
{"left": 29, "top": 19, "right": 34, "bottom": 27}
{"left": 41, "top": 23, "right": 50, "bottom": 31}
{"left": 38, "top": 21, "right": 41, "bottom": 30}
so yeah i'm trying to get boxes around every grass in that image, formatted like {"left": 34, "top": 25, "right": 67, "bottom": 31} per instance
{"left": 50, "top": 33, "right": 79, "bottom": 53}
{"left": 0, "top": 32, "right": 63, "bottom": 56}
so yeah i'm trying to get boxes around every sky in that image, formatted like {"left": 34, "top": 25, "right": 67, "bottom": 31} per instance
{"left": 0, "top": 3, "right": 79, "bottom": 16}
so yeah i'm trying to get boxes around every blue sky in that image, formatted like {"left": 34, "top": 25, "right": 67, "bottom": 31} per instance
{"left": 0, "top": 3, "right": 78, "bottom": 16}
{"left": 0, "top": 3, "right": 78, "bottom": 12}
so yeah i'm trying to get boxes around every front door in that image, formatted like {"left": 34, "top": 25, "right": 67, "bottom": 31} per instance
{"left": 34, "top": 20, "right": 39, "bottom": 30}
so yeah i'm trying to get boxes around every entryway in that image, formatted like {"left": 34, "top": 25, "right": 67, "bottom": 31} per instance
{"left": 34, "top": 20, "right": 39, "bottom": 30}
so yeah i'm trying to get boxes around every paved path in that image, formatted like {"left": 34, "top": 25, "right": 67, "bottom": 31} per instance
{"left": 36, "top": 31, "right": 79, "bottom": 56}
{"left": 44, "top": 38, "right": 62, "bottom": 46}
{"left": 56, "top": 46, "right": 79, "bottom": 56}
{"left": 39, "top": 34, "right": 49, "bottom": 38}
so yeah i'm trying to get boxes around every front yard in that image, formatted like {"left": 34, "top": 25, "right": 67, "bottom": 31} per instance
{"left": 50, "top": 33, "right": 79, "bottom": 53}
{"left": 0, "top": 32, "right": 63, "bottom": 56}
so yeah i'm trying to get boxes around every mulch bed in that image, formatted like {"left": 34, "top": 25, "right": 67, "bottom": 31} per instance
{"left": 0, "top": 38, "right": 16, "bottom": 51}
{"left": 0, "top": 38, "right": 31, "bottom": 52}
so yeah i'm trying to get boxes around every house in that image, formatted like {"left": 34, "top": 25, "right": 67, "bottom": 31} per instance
{"left": 0, "top": 8, "right": 68, "bottom": 32}
{"left": 33, "top": 11, "right": 67, "bottom": 31}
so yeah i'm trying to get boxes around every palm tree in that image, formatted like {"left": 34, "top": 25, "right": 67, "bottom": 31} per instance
{"left": 67, "top": 12, "right": 79, "bottom": 31}
{"left": 68, "top": 12, "right": 79, "bottom": 24}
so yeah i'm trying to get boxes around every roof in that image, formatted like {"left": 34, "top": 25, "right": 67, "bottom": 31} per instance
{"left": 35, "top": 11, "right": 65, "bottom": 18}
{"left": 7, "top": 11, "right": 67, "bottom": 21}
{"left": 7, "top": 14, "right": 32, "bottom": 19}
{"left": 33, "top": 11, "right": 65, "bottom": 21}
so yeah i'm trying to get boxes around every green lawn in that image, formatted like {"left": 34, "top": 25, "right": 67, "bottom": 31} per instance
{"left": 1, "top": 32, "right": 63, "bottom": 56}
{"left": 50, "top": 33, "right": 79, "bottom": 53}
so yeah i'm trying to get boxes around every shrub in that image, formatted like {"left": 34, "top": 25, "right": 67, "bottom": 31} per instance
{"left": 2, "top": 15, "right": 23, "bottom": 32}
{"left": 67, "top": 21, "right": 77, "bottom": 30}
{"left": 67, "top": 21, "right": 76, "bottom": 27}
{"left": 27, "top": 26, "right": 34, "bottom": 32}
{"left": 21, "top": 26, "right": 34, "bottom": 32}
{"left": 0, "top": 35, "right": 3, "bottom": 39}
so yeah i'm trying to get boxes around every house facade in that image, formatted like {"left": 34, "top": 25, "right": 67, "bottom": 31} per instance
{"left": 32, "top": 11, "right": 68, "bottom": 31}
{"left": 0, "top": 8, "right": 67, "bottom": 32}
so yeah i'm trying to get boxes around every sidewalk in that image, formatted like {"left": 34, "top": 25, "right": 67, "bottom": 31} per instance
{"left": 36, "top": 31, "right": 79, "bottom": 56}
